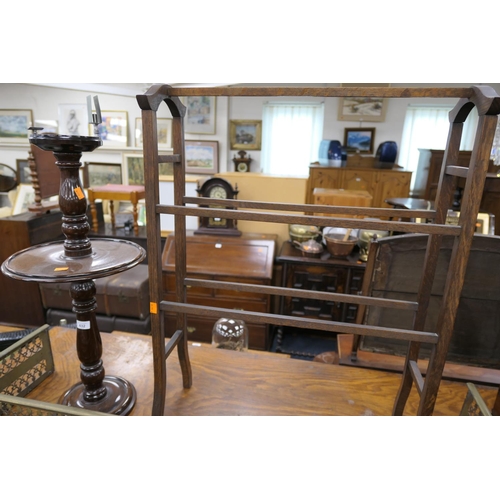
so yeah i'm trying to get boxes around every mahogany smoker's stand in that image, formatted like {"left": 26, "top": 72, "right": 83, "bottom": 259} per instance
{"left": 1, "top": 133, "right": 145, "bottom": 415}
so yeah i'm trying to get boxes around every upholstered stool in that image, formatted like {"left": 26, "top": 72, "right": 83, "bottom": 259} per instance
{"left": 88, "top": 184, "right": 145, "bottom": 235}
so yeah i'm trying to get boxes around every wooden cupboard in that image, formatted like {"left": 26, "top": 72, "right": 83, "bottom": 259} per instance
{"left": 0, "top": 211, "right": 64, "bottom": 326}
{"left": 305, "top": 165, "right": 412, "bottom": 207}
{"left": 416, "top": 149, "right": 500, "bottom": 235}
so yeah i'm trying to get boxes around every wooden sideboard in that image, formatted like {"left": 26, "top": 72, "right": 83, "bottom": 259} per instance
{"left": 161, "top": 232, "right": 276, "bottom": 350}
{"left": 305, "top": 164, "right": 412, "bottom": 207}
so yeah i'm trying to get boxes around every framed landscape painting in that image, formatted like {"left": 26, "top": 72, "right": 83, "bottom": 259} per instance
{"left": 344, "top": 127, "right": 376, "bottom": 154}
{"left": 338, "top": 83, "right": 389, "bottom": 122}
{"left": 123, "top": 153, "right": 173, "bottom": 185}
{"left": 185, "top": 96, "right": 216, "bottom": 134}
{"left": 230, "top": 120, "right": 262, "bottom": 150}
{"left": 185, "top": 140, "right": 218, "bottom": 174}
{"left": 0, "top": 109, "right": 33, "bottom": 143}
{"left": 82, "top": 162, "right": 122, "bottom": 188}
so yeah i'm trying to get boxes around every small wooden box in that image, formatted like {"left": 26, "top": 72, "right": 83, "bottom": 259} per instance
{"left": 313, "top": 188, "right": 373, "bottom": 218}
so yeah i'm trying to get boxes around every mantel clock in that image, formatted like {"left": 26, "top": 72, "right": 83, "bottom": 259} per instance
{"left": 194, "top": 177, "right": 242, "bottom": 236}
{"left": 232, "top": 150, "right": 252, "bottom": 172}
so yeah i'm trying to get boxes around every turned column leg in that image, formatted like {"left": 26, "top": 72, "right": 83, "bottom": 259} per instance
{"left": 60, "top": 279, "right": 137, "bottom": 414}
{"left": 71, "top": 280, "right": 106, "bottom": 402}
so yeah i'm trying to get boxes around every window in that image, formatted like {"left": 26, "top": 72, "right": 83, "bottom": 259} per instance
{"left": 399, "top": 105, "right": 478, "bottom": 192}
{"left": 261, "top": 102, "right": 324, "bottom": 176}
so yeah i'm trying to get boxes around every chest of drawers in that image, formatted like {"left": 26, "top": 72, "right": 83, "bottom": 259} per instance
{"left": 161, "top": 233, "right": 276, "bottom": 349}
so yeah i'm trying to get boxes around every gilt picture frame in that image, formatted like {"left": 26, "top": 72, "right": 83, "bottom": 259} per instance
{"left": 344, "top": 127, "right": 376, "bottom": 154}
{"left": 230, "top": 120, "right": 262, "bottom": 150}
{"left": 0, "top": 109, "right": 33, "bottom": 143}
{"left": 338, "top": 83, "right": 389, "bottom": 123}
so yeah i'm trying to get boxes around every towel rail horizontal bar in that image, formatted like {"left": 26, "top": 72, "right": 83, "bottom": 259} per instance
{"left": 161, "top": 301, "right": 439, "bottom": 344}
{"left": 183, "top": 196, "right": 438, "bottom": 220}
{"left": 184, "top": 278, "right": 419, "bottom": 311}
{"left": 160, "top": 87, "right": 472, "bottom": 99}
{"left": 158, "top": 154, "right": 181, "bottom": 163}
{"left": 157, "top": 205, "right": 461, "bottom": 235}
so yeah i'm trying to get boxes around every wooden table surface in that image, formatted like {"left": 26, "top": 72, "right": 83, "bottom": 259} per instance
{"left": 18, "top": 326, "right": 498, "bottom": 416}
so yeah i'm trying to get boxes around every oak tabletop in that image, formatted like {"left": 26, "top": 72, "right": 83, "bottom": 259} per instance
{"left": 14, "top": 326, "right": 496, "bottom": 416}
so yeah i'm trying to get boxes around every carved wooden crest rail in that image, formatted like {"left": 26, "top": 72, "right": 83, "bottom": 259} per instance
{"left": 137, "top": 85, "right": 500, "bottom": 416}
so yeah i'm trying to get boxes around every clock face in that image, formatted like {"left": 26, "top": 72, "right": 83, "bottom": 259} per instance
{"left": 209, "top": 185, "right": 227, "bottom": 199}
{"left": 209, "top": 217, "right": 226, "bottom": 226}
{"left": 237, "top": 162, "right": 248, "bottom": 172}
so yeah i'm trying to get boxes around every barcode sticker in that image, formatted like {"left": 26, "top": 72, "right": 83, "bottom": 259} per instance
{"left": 77, "top": 320, "right": 91, "bottom": 330}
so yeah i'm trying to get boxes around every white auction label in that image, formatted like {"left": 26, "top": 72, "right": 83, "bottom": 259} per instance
{"left": 77, "top": 320, "right": 91, "bottom": 330}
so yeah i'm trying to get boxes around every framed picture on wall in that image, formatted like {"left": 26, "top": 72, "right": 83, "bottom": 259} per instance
{"left": 82, "top": 162, "right": 122, "bottom": 188}
{"left": 16, "top": 159, "right": 31, "bottom": 184}
{"left": 229, "top": 120, "right": 262, "bottom": 150}
{"left": 58, "top": 104, "right": 89, "bottom": 136}
{"left": 338, "top": 83, "right": 390, "bottom": 123}
{"left": 12, "top": 184, "right": 35, "bottom": 215}
{"left": 0, "top": 109, "right": 33, "bottom": 143}
{"left": 184, "top": 96, "right": 216, "bottom": 134}
{"left": 122, "top": 153, "right": 173, "bottom": 185}
{"left": 185, "top": 140, "right": 219, "bottom": 174}
{"left": 97, "top": 111, "right": 128, "bottom": 146}
{"left": 135, "top": 117, "right": 172, "bottom": 148}
{"left": 35, "top": 119, "right": 58, "bottom": 133}
{"left": 344, "top": 127, "right": 376, "bottom": 154}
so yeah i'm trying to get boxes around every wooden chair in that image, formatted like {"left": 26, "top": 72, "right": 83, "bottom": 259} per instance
{"left": 137, "top": 84, "right": 500, "bottom": 416}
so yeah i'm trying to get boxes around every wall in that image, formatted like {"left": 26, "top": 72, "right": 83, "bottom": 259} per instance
{"left": 214, "top": 172, "right": 308, "bottom": 247}
{"left": 1, "top": 82, "right": 499, "bottom": 231}
{"left": 226, "top": 83, "right": 500, "bottom": 172}
{"left": 3, "top": 83, "right": 500, "bottom": 173}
